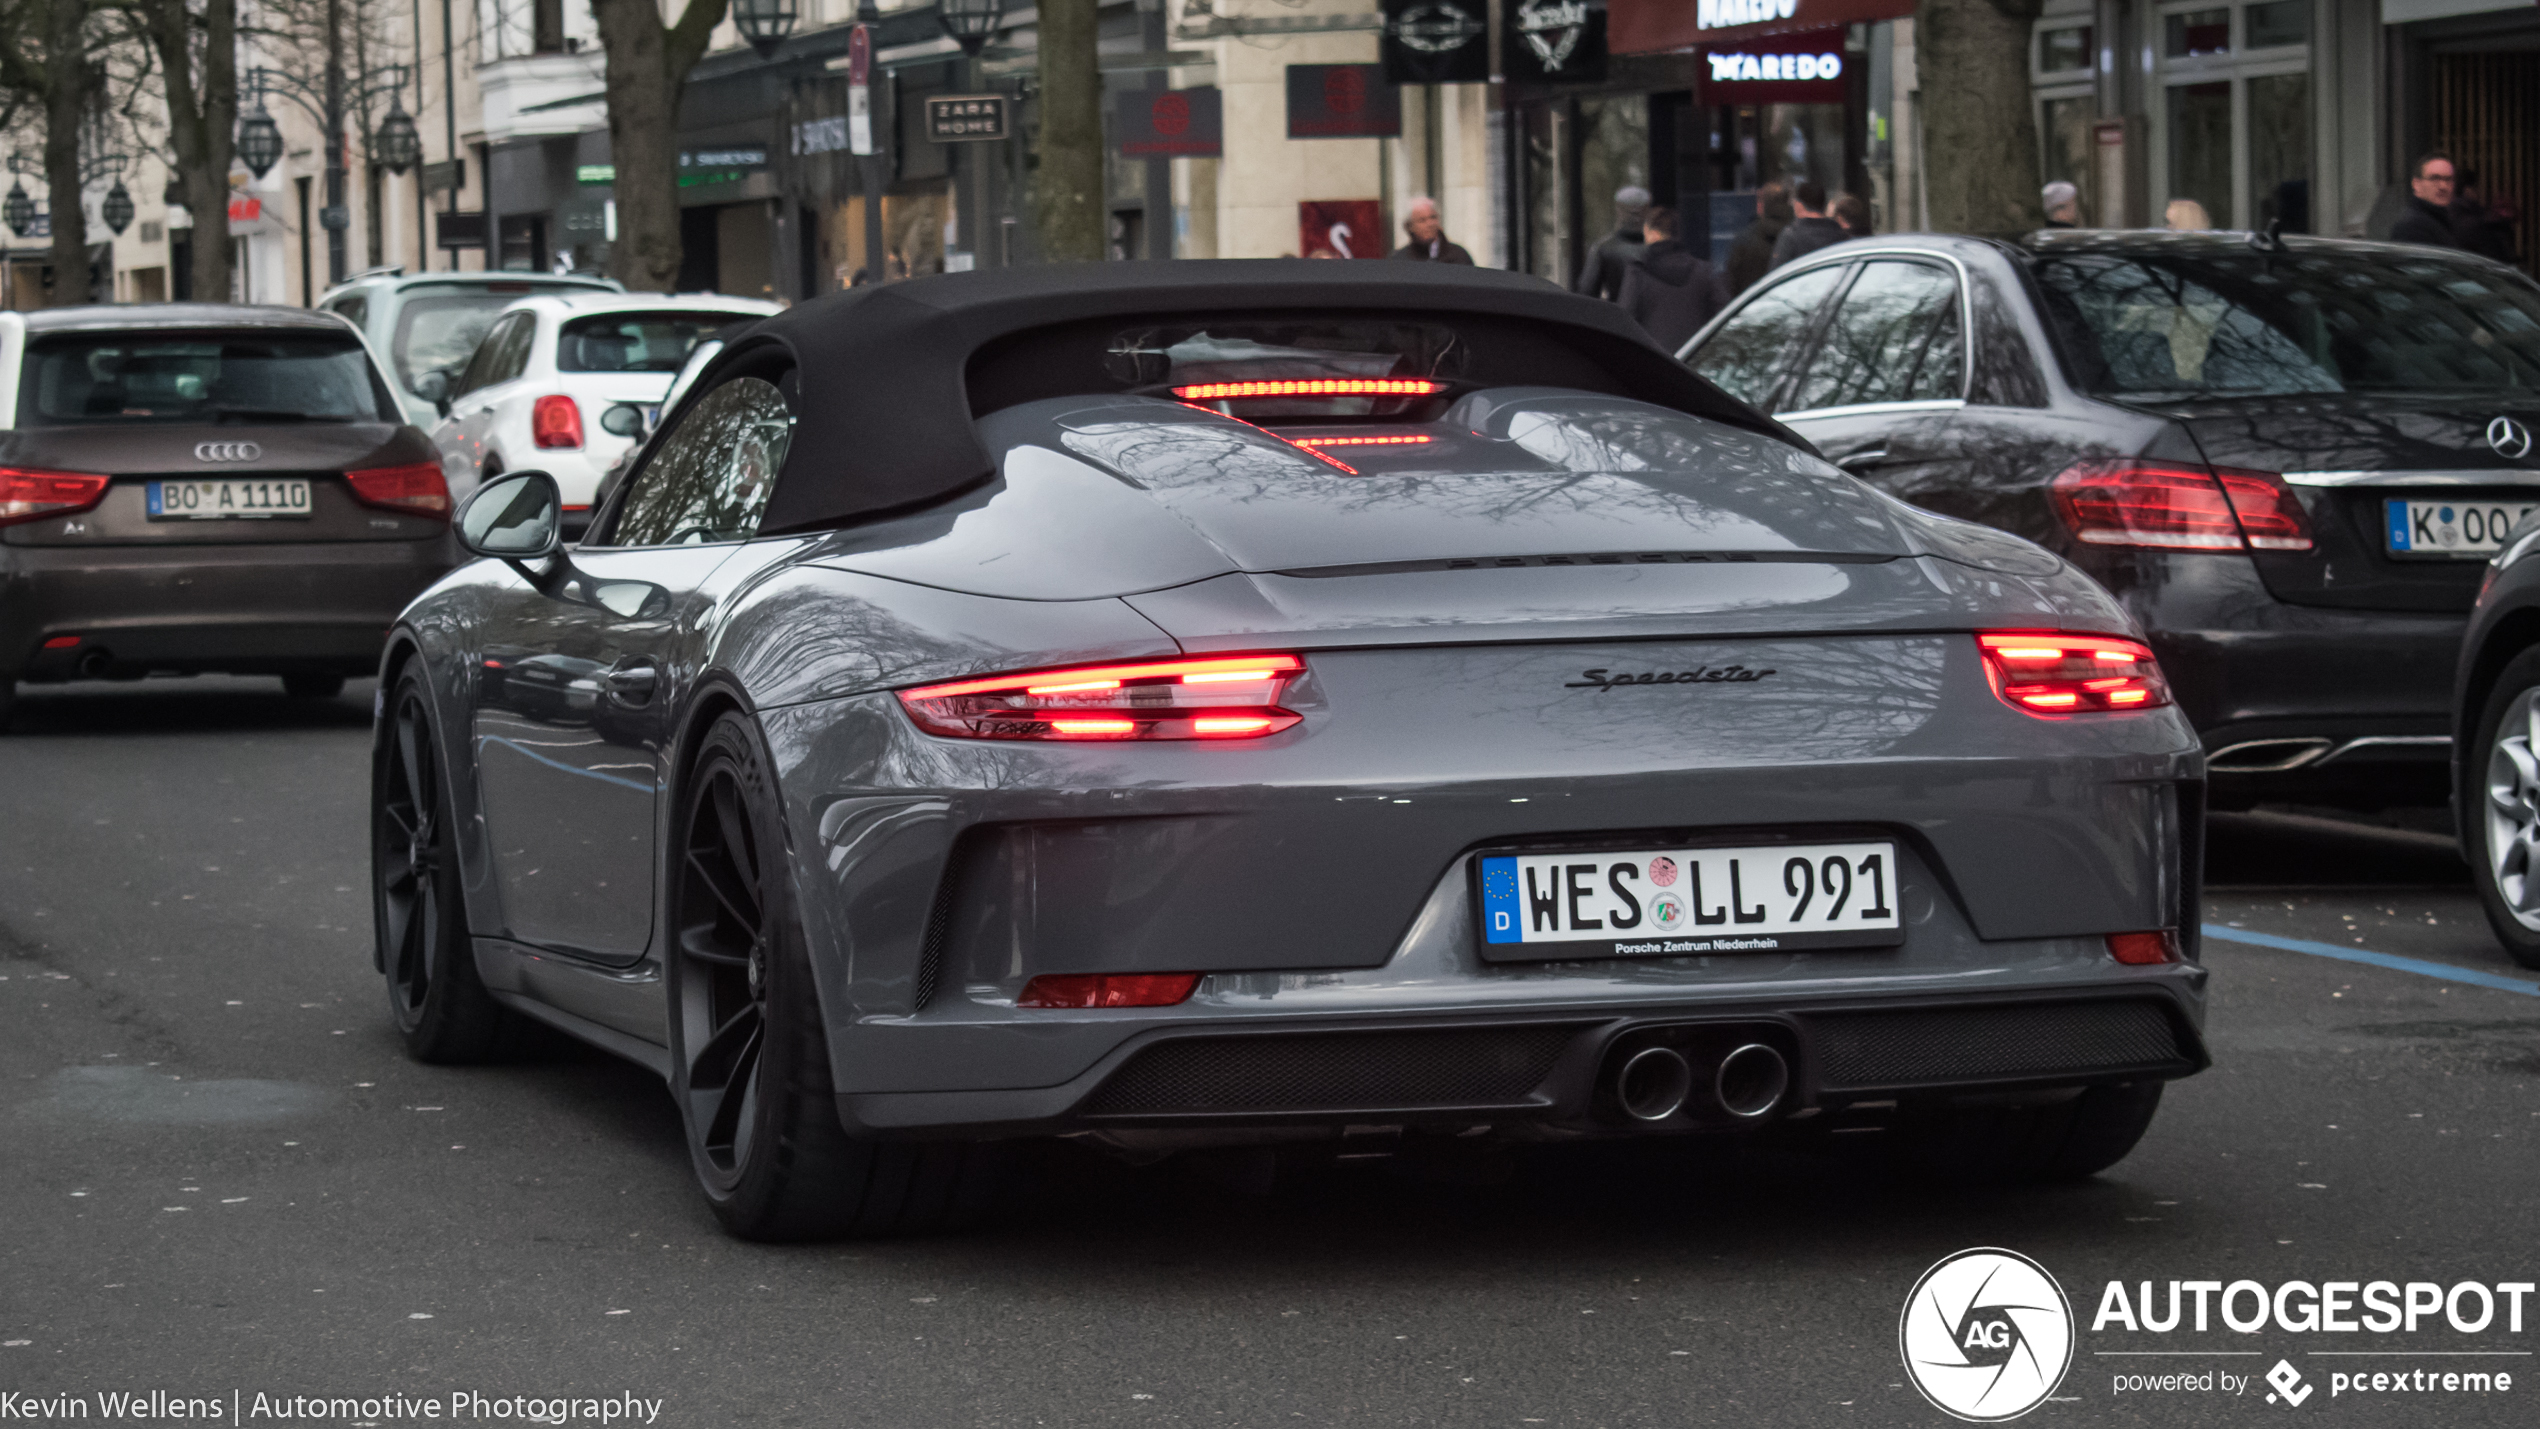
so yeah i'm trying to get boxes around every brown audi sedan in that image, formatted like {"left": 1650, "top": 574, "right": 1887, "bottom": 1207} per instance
{"left": 0, "top": 304, "right": 456, "bottom": 726}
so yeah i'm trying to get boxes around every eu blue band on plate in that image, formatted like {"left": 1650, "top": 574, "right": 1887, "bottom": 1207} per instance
{"left": 2387, "top": 499, "right": 2410, "bottom": 550}
{"left": 1479, "top": 856, "right": 1522, "bottom": 944}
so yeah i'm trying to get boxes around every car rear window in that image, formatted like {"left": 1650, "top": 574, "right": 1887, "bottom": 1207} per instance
{"left": 18, "top": 331, "right": 399, "bottom": 426}
{"left": 390, "top": 284, "right": 592, "bottom": 388}
{"left": 2032, "top": 247, "right": 2540, "bottom": 398}
{"left": 558, "top": 311, "right": 760, "bottom": 373}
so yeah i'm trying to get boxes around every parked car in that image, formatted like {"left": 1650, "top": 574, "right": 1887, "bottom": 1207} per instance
{"left": 379, "top": 261, "right": 2206, "bottom": 1240}
{"left": 0, "top": 304, "right": 454, "bottom": 726}
{"left": 2450, "top": 519, "right": 2540, "bottom": 968}
{"left": 315, "top": 267, "right": 622, "bottom": 428}
{"left": 1680, "top": 230, "right": 2540, "bottom": 810}
{"left": 424, "top": 292, "right": 779, "bottom": 530}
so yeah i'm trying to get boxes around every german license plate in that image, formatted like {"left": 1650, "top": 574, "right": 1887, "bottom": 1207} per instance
{"left": 147, "top": 478, "right": 313, "bottom": 520}
{"left": 2385, "top": 498, "right": 2536, "bottom": 559}
{"left": 1477, "top": 841, "right": 1903, "bottom": 961}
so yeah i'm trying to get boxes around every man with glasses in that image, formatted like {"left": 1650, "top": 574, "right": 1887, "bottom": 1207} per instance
{"left": 2390, "top": 152, "right": 2461, "bottom": 249}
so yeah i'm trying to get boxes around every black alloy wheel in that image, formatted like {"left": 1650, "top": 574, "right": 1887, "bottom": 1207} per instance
{"left": 669, "top": 711, "right": 1003, "bottom": 1241}
{"left": 373, "top": 667, "right": 507, "bottom": 1061}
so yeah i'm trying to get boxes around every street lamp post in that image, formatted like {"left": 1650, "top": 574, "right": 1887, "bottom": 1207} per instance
{"left": 239, "top": 56, "right": 418, "bottom": 289}
{"left": 938, "top": 0, "right": 1006, "bottom": 271}
{"left": 733, "top": 0, "right": 800, "bottom": 60}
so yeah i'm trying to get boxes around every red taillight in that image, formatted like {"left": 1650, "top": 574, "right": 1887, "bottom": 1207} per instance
{"left": 0, "top": 467, "right": 110, "bottom": 527}
{"left": 42, "top": 634, "right": 81, "bottom": 649}
{"left": 531, "top": 394, "right": 584, "bottom": 449}
{"left": 2107, "top": 930, "right": 2180, "bottom": 965}
{"left": 2048, "top": 461, "right": 2313, "bottom": 552}
{"left": 897, "top": 654, "right": 1306, "bottom": 741}
{"left": 344, "top": 461, "right": 451, "bottom": 517}
{"left": 1977, "top": 632, "right": 2171, "bottom": 716}
{"left": 1016, "top": 973, "right": 1201, "bottom": 1008}
{"left": 1171, "top": 379, "right": 1445, "bottom": 401}
{"left": 1289, "top": 434, "right": 1436, "bottom": 449}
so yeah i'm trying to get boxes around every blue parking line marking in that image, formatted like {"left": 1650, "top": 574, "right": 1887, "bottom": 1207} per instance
{"left": 2201, "top": 923, "right": 2540, "bottom": 997}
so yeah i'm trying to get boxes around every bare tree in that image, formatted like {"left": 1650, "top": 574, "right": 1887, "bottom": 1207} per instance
{"left": 0, "top": 0, "right": 106, "bottom": 304}
{"left": 131, "top": 0, "right": 240, "bottom": 303}
{"left": 1035, "top": 0, "right": 1100, "bottom": 262}
{"left": 1915, "top": 0, "right": 2045, "bottom": 235}
{"left": 589, "top": 0, "right": 728, "bottom": 292}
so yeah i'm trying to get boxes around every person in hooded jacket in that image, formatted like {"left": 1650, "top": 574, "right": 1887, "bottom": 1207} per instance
{"left": 1724, "top": 181, "right": 1792, "bottom": 297}
{"left": 1573, "top": 185, "right": 1652, "bottom": 300}
{"left": 1617, "top": 206, "right": 1731, "bottom": 354}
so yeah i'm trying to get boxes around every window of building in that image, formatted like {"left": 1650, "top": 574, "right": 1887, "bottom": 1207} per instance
{"left": 2152, "top": 0, "right": 2314, "bottom": 232}
{"left": 2033, "top": 15, "right": 2098, "bottom": 223}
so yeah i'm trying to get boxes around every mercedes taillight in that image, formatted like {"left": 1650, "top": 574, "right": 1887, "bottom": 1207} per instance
{"left": 2048, "top": 461, "right": 2313, "bottom": 552}
{"left": 897, "top": 654, "right": 1305, "bottom": 741}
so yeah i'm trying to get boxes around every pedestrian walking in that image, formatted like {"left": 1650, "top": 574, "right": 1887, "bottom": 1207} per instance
{"left": 1617, "top": 206, "right": 1730, "bottom": 354}
{"left": 1770, "top": 181, "right": 1849, "bottom": 268}
{"left": 2452, "top": 169, "right": 2517, "bottom": 263}
{"left": 2042, "top": 180, "right": 2081, "bottom": 228}
{"left": 2390, "top": 153, "right": 2459, "bottom": 248}
{"left": 2164, "top": 198, "right": 2212, "bottom": 232}
{"left": 1574, "top": 185, "right": 1652, "bottom": 300}
{"left": 1390, "top": 197, "right": 1475, "bottom": 264}
{"left": 1725, "top": 181, "right": 1792, "bottom": 297}
{"left": 1832, "top": 193, "right": 1874, "bottom": 241}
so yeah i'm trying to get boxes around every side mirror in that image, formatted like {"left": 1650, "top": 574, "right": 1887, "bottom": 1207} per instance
{"left": 411, "top": 369, "right": 451, "bottom": 416}
{"left": 599, "top": 402, "right": 648, "bottom": 439}
{"left": 455, "top": 470, "right": 562, "bottom": 562}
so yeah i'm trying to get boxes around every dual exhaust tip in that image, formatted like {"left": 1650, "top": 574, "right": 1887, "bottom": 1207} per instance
{"left": 1611, "top": 1041, "right": 1790, "bottom": 1124}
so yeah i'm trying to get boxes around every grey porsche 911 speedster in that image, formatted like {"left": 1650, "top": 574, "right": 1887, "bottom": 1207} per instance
{"left": 373, "top": 262, "right": 2209, "bottom": 1240}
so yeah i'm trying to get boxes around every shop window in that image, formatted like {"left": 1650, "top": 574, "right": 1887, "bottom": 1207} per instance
{"left": 2038, "top": 25, "right": 2093, "bottom": 76}
{"left": 2154, "top": 1, "right": 2312, "bottom": 231}
{"left": 2165, "top": 8, "right": 2231, "bottom": 59}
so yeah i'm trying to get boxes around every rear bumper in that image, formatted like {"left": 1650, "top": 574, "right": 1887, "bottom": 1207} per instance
{"left": 1, "top": 536, "right": 454, "bottom": 680}
{"left": 836, "top": 981, "right": 2209, "bottom": 1139}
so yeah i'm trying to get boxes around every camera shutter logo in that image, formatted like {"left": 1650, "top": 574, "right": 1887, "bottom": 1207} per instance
{"left": 1899, "top": 1248, "right": 2074, "bottom": 1421}
{"left": 194, "top": 441, "right": 262, "bottom": 463}
{"left": 2490, "top": 416, "right": 2533, "bottom": 462}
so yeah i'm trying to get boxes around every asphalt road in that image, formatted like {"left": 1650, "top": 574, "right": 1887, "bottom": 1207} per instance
{"left": 3, "top": 677, "right": 2537, "bottom": 1428}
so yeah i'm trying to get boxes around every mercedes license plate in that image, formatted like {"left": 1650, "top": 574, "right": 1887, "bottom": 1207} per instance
{"left": 147, "top": 478, "right": 313, "bottom": 520}
{"left": 1477, "top": 841, "right": 1903, "bottom": 962}
{"left": 2385, "top": 498, "right": 2536, "bottom": 559}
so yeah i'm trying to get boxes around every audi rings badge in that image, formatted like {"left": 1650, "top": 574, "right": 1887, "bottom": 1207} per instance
{"left": 2489, "top": 416, "right": 2533, "bottom": 462}
{"left": 194, "top": 441, "right": 264, "bottom": 463}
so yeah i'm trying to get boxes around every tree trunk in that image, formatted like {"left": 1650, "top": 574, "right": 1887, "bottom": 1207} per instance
{"left": 42, "top": 0, "right": 90, "bottom": 306}
{"left": 1034, "top": 0, "right": 1102, "bottom": 263}
{"left": 1915, "top": 0, "right": 2045, "bottom": 234}
{"left": 142, "top": 0, "right": 238, "bottom": 304}
{"left": 591, "top": 0, "right": 725, "bottom": 292}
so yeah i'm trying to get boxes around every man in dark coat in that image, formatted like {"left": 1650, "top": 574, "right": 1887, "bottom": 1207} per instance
{"left": 1617, "top": 206, "right": 1730, "bottom": 354}
{"left": 2390, "top": 152, "right": 2461, "bottom": 249}
{"left": 1770, "top": 180, "right": 1850, "bottom": 268}
{"left": 1389, "top": 197, "right": 1475, "bottom": 264}
{"left": 1724, "top": 181, "right": 1790, "bottom": 297}
{"left": 1573, "top": 185, "right": 1651, "bottom": 300}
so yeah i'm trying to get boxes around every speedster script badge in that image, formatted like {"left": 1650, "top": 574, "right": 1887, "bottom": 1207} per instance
{"left": 1566, "top": 665, "right": 1776, "bottom": 691}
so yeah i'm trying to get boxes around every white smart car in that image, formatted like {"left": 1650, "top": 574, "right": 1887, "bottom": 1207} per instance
{"left": 424, "top": 291, "right": 779, "bottom": 528}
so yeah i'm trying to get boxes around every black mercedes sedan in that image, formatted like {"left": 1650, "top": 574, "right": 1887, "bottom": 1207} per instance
{"left": 0, "top": 304, "right": 456, "bottom": 725}
{"left": 1682, "top": 230, "right": 2540, "bottom": 810}
{"left": 379, "top": 262, "right": 2208, "bottom": 1240}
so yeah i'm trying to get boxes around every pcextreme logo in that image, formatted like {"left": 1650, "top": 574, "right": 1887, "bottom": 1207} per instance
{"left": 1900, "top": 1248, "right": 2076, "bottom": 1421}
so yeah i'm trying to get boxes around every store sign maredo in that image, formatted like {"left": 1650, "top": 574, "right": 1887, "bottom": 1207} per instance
{"left": 1609, "top": 0, "right": 1911, "bottom": 52}
{"left": 1693, "top": 26, "right": 1849, "bottom": 104}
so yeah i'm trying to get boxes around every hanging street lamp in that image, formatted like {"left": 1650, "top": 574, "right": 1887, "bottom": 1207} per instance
{"left": 374, "top": 102, "right": 421, "bottom": 175}
{"left": 101, "top": 179, "right": 135, "bottom": 236}
{"left": 733, "top": 0, "right": 799, "bottom": 60}
{"left": 236, "top": 99, "right": 284, "bottom": 180}
{"left": 3, "top": 180, "right": 33, "bottom": 238}
{"left": 938, "top": 0, "right": 1005, "bottom": 56}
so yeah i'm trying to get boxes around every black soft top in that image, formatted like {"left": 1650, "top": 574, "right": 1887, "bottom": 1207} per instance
{"left": 696, "top": 260, "right": 1787, "bottom": 535}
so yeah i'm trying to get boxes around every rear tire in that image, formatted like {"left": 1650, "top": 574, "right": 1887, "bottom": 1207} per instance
{"left": 373, "top": 666, "right": 508, "bottom": 1062}
{"left": 2466, "top": 646, "right": 2540, "bottom": 969}
{"left": 1896, "top": 1081, "right": 2165, "bottom": 1183}
{"left": 284, "top": 674, "right": 347, "bottom": 700}
{"left": 668, "top": 710, "right": 1002, "bottom": 1241}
